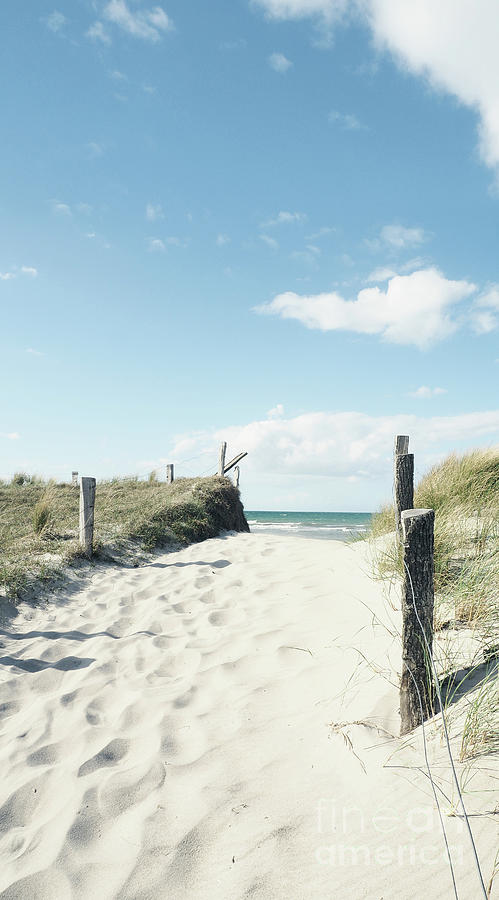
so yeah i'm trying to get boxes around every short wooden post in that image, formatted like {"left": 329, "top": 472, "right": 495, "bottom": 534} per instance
{"left": 394, "top": 435, "right": 409, "bottom": 456}
{"left": 166, "top": 464, "right": 174, "bottom": 484}
{"left": 79, "top": 477, "right": 96, "bottom": 559}
{"left": 400, "top": 508, "right": 435, "bottom": 735}
{"left": 234, "top": 466, "right": 240, "bottom": 488}
{"left": 218, "top": 441, "right": 227, "bottom": 476}
{"left": 394, "top": 445, "right": 414, "bottom": 536}
{"left": 72, "top": 471, "right": 78, "bottom": 487}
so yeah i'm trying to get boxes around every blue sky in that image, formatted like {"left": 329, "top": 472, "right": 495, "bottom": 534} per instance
{"left": 1, "top": 0, "right": 498, "bottom": 510}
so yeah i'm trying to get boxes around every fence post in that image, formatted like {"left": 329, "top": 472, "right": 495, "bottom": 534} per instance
{"left": 72, "top": 471, "right": 78, "bottom": 487}
{"left": 234, "top": 466, "right": 240, "bottom": 488}
{"left": 400, "top": 508, "right": 435, "bottom": 735}
{"left": 218, "top": 441, "right": 227, "bottom": 476}
{"left": 394, "top": 435, "right": 414, "bottom": 536}
{"left": 79, "top": 477, "right": 96, "bottom": 559}
{"left": 166, "top": 464, "right": 174, "bottom": 484}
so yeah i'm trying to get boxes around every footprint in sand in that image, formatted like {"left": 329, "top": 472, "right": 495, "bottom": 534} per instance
{"left": 78, "top": 738, "right": 130, "bottom": 777}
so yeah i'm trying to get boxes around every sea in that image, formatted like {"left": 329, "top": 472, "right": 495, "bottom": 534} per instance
{"left": 245, "top": 511, "right": 372, "bottom": 542}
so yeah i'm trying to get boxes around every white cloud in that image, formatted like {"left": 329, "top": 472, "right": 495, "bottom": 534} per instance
{"left": 86, "top": 21, "right": 111, "bottom": 43}
{"left": 380, "top": 224, "right": 426, "bottom": 249}
{"left": 0, "top": 272, "right": 15, "bottom": 281}
{"left": 267, "top": 403, "right": 285, "bottom": 418}
{"left": 254, "top": 267, "right": 476, "bottom": 348}
{"left": 216, "top": 233, "right": 231, "bottom": 246}
{"left": 409, "top": 386, "right": 447, "bottom": 399}
{"left": 110, "top": 69, "right": 127, "bottom": 81}
{"left": 262, "top": 210, "right": 307, "bottom": 227}
{"left": 102, "top": 0, "right": 173, "bottom": 42}
{"left": 21, "top": 267, "right": 38, "bottom": 277}
{"left": 168, "top": 408, "right": 499, "bottom": 481}
{"left": 367, "top": 266, "right": 398, "bottom": 282}
{"left": 148, "top": 238, "right": 165, "bottom": 252}
{"left": 253, "top": 0, "right": 350, "bottom": 24}
{"left": 146, "top": 202, "right": 164, "bottom": 222}
{"left": 269, "top": 52, "right": 293, "bottom": 73}
{"left": 45, "top": 11, "right": 67, "bottom": 32}
{"left": 52, "top": 200, "right": 72, "bottom": 216}
{"left": 260, "top": 234, "right": 279, "bottom": 250}
{"left": 254, "top": 1, "right": 499, "bottom": 177}
{"left": 472, "top": 285, "right": 499, "bottom": 333}
{"left": 26, "top": 348, "right": 44, "bottom": 356}
{"left": 0, "top": 431, "right": 20, "bottom": 440}
{"left": 328, "top": 109, "right": 365, "bottom": 130}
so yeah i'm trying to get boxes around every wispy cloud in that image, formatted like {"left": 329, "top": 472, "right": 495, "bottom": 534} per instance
{"left": 96, "top": 0, "right": 174, "bottom": 43}
{"left": 254, "top": 267, "right": 477, "bottom": 349}
{"left": 165, "top": 236, "right": 189, "bottom": 248}
{"left": 0, "top": 272, "right": 15, "bottom": 281}
{"left": 86, "top": 141, "right": 104, "bottom": 159}
{"left": 381, "top": 224, "right": 427, "bottom": 249}
{"left": 305, "top": 226, "right": 335, "bottom": 240}
{"left": 52, "top": 200, "right": 72, "bottom": 216}
{"left": 409, "top": 386, "right": 447, "bottom": 399}
{"left": 328, "top": 109, "right": 366, "bottom": 131}
{"left": 260, "top": 234, "right": 279, "bottom": 250}
{"left": 45, "top": 10, "right": 67, "bottom": 33}
{"left": 471, "top": 285, "right": 499, "bottom": 334}
{"left": 262, "top": 210, "right": 306, "bottom": 228}
{"left": 26, "top": 348, "right": 44, "bottom": 356}
{"left": 269, "top": 52, "right": 292, "bottom": 73}
{"left": 21, "top": 267, "right": 38, "bottom": 277}
{"left": 146, "top": 203, "right": 164, "bottom": 222}
{"left": 148, "top": 238, "right": 166, "bottom": 252}
{"left": 216, "top": 234, "right": 230, "bottom": 246}
{"left": 86, "top": 21, "right": 111, "bottom": 43}
{"left": 220, "top": 38, "right": 247, "bottom": 51}
{"left": 1, "top": 431, "right": 20, "bottom": 440}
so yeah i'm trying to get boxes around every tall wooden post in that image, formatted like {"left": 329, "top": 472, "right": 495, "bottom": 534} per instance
{"left": 218, "top": 441, "right": 227, "bottom": 476}
{"left": 79, "top": 477, "right": 96, "bottom": 559}
{"left": 72, "top": 471, "right": 78, "bottom": 487}
{"left": 400, "top": 508, "right": 435, "bottom": 735}
{"left": 394, "top": 435, "right": 414, "bottom": 536}
{"left": 234, "top": 466, "right": 240, "bottom": 488}
{"left": 166, "top": 464, "right": 174, "bottom": 484}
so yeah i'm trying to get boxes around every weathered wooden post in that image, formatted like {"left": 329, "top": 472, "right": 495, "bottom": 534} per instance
{"left": 218, "top": 441, "right": 227, "bottom": 476}
{"left": 166, "top": 464, "right": 174, "bottom": 484}
{"left": 234, "top": 466, "right": 240, "bottom": 488}
{"left": 72, "top": 471, "right": 78, "bottom": 487}
{"left": 400, "top": 508, "right": 435, "bottom": 735}
{"left": 394, "top": 435, "right": 413, "bottom": 536}
{"left": 79, "top": 477, "right": 96, "bottom": 559}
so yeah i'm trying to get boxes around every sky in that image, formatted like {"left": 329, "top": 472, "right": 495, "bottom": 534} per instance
{"left": 1, "top": 0, "right": 498, "bottom": 511}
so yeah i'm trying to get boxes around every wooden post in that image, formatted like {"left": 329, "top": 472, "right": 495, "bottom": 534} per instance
{"left": 234, "top": 466, "right": 240, "bottom": 488}
{"left": 400, "top": 508, "right": 435, "bottom": 735}
{"left": 394, "top": 453, "right": 414, "bottom": 536}
{"left": 166, "top": 464, "right": 174, "bottom": 484}
{"left": 394, "top": 435, "right": 409, "bottom": 456}
{"left": 218, "top": 441, "right": 227, "bottom": 476}
{"left": 72, "top": 471, "right": 78, "bottom": 487}
{"left": 79, "top": 477, "right": 96, "bottom": 559}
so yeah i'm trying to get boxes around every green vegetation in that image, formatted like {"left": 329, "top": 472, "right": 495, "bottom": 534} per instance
{"left": 0, "top": 475, "right": 249, "bottom": 601}
{"left": 369, "top": 447, "right": 499, "bottom": 756}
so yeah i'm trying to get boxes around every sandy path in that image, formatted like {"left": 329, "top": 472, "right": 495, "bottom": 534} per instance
{"left": 0, "top": 533, "right": 496, "bottom": 899}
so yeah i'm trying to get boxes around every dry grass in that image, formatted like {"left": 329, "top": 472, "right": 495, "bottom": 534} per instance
{"left": 0, "top": 475, "right": 248, "bottom": 601}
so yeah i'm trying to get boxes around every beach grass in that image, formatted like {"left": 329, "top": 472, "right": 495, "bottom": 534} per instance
{"left": 0, "top": 474, "right": 248, "bottom": 601}
{"left": 369, "top": 446, "right": 499, "bottom": 755}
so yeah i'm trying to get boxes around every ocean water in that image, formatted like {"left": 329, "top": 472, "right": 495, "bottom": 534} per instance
{"left": 245, "top": 511, "right": 372, "bottom": 541}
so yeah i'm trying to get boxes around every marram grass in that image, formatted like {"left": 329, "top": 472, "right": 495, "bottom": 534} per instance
{"left": 0, "top": 475, "right": 248, "bottom": 601}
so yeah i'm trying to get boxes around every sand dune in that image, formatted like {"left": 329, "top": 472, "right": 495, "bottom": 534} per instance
{"left": 0, "top": 533, "right": 497, "bottom": 899}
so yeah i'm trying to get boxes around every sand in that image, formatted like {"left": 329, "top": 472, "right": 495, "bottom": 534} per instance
{"left": 0, "top": 533, "right": 497, "bottom": 899}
